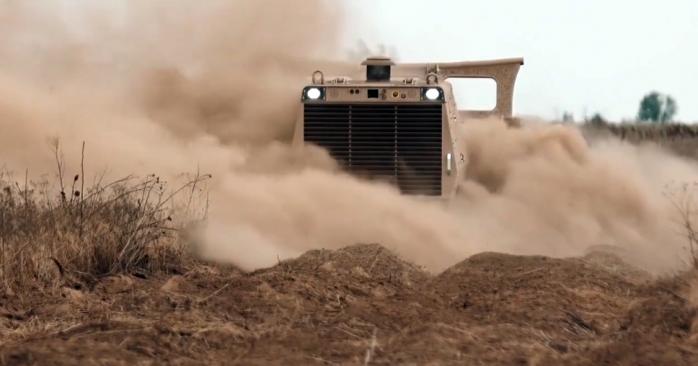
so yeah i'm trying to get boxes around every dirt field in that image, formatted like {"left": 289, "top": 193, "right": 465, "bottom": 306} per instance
{"left": 1, "top": 243, "right": 696, "bottom": 365}
{"left": 2, "top": 124, "right": 698, "bottom": 365}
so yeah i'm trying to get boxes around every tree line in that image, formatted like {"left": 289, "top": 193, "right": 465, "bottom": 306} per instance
{"left": 562, "top": 91, "right": 679, "bottom": 124}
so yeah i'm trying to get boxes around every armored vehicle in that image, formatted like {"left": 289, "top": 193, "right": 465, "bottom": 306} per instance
{"left": 294, "top": 57, "right": 523, "bottom": 197}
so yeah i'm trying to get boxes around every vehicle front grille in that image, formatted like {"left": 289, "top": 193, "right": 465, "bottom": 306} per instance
{"left": 304, "top": 103, "right": 442, "bottom": 195}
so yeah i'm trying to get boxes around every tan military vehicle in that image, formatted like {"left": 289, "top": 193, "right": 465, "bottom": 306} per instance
{"left": 294, "top": 57, "right": 523, "bottom": 198}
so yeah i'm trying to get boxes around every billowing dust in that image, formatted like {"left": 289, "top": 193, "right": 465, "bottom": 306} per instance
{"left": 0, "top": 1, "right": 696, "bottom": 274}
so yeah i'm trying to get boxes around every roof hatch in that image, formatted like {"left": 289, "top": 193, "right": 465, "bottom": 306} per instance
{"left": 361, "top": 56, "right": 394, "bottom": 82}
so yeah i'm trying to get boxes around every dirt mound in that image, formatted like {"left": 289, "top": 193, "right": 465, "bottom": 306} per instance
{"left": 1, "top": 245, "right": 697, "bottom": 365}
{"left": 582, "top": 246, "right": 654, "bottom": 284}
{"left": 273, "top": 243, "right": 430, "bottom": 288}
{"left": 434, "top": 252, "right": 642, "bottom": 331}
{"left": 551, "top": 275, "right": 698, "bottom": 366}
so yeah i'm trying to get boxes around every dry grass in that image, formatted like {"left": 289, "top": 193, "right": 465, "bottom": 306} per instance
{"left": 0, "top": 145, "right": 209, "bottom": 296}
{"left": 664, "top": 182, "right": 698, "bottom": 269}
{"left": 582, "top": 122, "right": 698, "bottom": 159}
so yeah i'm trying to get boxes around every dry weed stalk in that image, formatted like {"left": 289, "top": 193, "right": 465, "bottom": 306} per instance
{"left": 363, "top": 328, "right": 378, "bottom": 365}
{"left": 665, "top": 182, "right": 698, "bottom": 269}
{"left": 0, "top": 143, "right": 210, "bottom": 294}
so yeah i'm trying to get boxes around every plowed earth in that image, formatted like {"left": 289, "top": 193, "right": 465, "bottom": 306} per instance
{"left": 1, "top": 244, "right": 697, "bottom": 365}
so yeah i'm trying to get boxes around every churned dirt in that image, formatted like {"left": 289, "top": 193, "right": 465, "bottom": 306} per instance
{"left": 1, "top": 244, "right": 697, "bottom": 365}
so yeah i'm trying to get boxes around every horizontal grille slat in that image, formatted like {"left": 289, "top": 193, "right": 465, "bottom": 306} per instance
{"left": 304, "top": 103, "right": 442, "bottom": 196}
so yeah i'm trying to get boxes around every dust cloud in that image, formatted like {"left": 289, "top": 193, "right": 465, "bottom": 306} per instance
{"left": 201, "top": 120, "right": 698, "bottom": 273}
{"left": 0, "top": 1, "right": 696, "bottom": 274}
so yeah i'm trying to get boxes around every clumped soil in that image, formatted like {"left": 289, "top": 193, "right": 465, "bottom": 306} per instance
{"left": 1, "top": 244, "right": 697, "bottom": 365}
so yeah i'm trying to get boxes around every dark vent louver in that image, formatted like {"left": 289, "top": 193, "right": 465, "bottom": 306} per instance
{"left": 304, "top": 104, "right": 442, "bottom": 195}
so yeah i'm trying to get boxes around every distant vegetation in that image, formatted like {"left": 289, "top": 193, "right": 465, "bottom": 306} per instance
{"left": 582, "top": 121, "right": 698, "bottom": 160}
{"left": 563, "top": 91, "right": 682, "bottom": 126}
{"left": 589, "top": 113, "right": 607, "bottom": 126}
{"left": 637, "top": 91, "right": 678, "bottom": 123}
{"left": 578, "top": 91, "right": 690, "bottom": 152}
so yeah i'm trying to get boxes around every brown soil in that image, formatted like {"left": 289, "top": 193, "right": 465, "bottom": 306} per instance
{"left": 1, "top": 244, "right": 697, "bottom": 365}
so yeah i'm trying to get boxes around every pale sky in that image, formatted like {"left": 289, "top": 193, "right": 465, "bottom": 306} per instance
{"left": 343, "top": 0, "right": 698, "bottom": 122}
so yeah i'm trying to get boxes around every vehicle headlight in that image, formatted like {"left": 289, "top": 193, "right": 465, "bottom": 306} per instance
{"left": 305, "top": 87, "right": 322, "bottom": 100}
{"left": 424, "top": 88, "right": 441, "bottom": 101}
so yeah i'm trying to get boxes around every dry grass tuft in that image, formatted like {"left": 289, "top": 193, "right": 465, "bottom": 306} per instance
{"left": 0, "top": 146, "right": 209, "bottom": 296}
